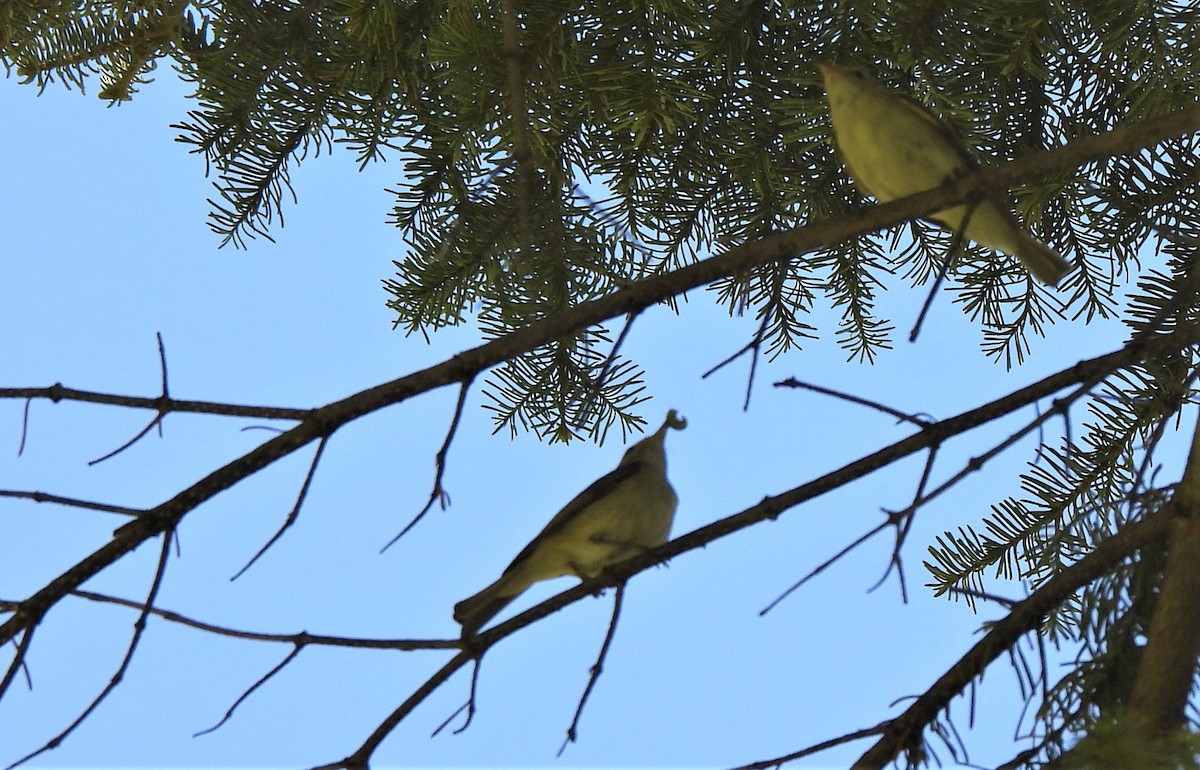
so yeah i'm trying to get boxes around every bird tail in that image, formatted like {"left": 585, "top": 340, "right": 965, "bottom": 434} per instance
{"left": 1013, "top": 233, "right": 1073, "bottom": 286}
{"left": 453, "top": 582, "right": 516, "bottom": 636}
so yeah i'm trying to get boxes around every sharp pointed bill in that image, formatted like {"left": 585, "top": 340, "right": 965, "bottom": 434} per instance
{"left": 818, "top": 62, "right": 1073, "bottom": 286}
{"left": 453, "top": 410, "right": 687, "bottom": 636}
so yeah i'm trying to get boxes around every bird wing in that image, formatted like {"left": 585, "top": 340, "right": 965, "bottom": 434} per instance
{"left": 892, "top": 90, "right": 981, "bottom": 172}
{"left": 498, "top": 461, "right": 644, "bottom": 576}
{"left": 888, "top": 90, "right": 1025, "bottom": 231}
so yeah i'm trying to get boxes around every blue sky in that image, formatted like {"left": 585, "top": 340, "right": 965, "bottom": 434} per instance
{"left": 0, "top": 68, "right": 1181, "bottom": 769}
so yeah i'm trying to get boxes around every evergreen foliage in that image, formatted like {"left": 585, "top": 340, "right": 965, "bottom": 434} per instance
{"left": 5, "top": 0, "right": 1197, "bottom": 432}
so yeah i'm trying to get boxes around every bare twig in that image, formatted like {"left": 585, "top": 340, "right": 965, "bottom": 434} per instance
{"left": 0, "top": 490, "right": 142, "bottom": 517}
{"left": 908, "top": 242, "right": 952, "bottom": 344}
{"left": 17, "top": 399, "right": 30, "bottom": 456}
{"left": 430, "top": 699, "right": 469, "bottom": 738}
{"left": 703, "top": 262, "right": 792, "bottom": 411}
{"left": 381, "top": 381, "right": 472, "bottom": 552}
{"left": 0, "top": 627, "right": 35, "bottom": 704}
{"left": 558, "top": 582, "right": 625, "bottom": 756}
{"left": 440, "top": 658, "right": 482, "bottom": 736}
{"left": 1, "top": 382, "right": 311, "bottom": 421}
{"left": 774, "top": 377, "right": 933, "bottom": 428}
{"left": 194, "top": 646, "right": 304, "bottom": 736}
{"left": 89, "top": 333, "right": 173, "bottom": 464}
{"left": 231, "top": 435, "right": 331, "bottom": 580}
{"left": 882, "top": 369, "right": 1108, "bottom": 526}
{"left": 309, "top": 649, "right": 476, "bottom": 770}
{"left": 759, "top": 517, "right": 892, "bottom": 616}
{"left": 69, "top": 589, "right": 456, "bottom": 650}
{"left": 871, "top": 446, "right": 940, "bottom": 601}
{"left": 908, "top": 201, "right": 974, "bottom": 343}
{"left": 701, "top": 339, "right": 755, "bottom": 384}
{"left": 946, "top": 586, "right": 1021, "bottom": 608}
{"left": 762, "top": 361, "right": 1097, "bottom": 617}
{"left": 460, "top": 659, "right": 483, "bottom": 733}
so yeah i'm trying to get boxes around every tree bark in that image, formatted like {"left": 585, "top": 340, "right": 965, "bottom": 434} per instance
{"left": 1126, "top": 412, "right": 1200, "bottom": 732}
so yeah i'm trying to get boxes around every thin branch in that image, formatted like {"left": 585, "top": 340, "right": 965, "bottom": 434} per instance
{"left": 88, "top": 333, "right": 172, "bottom": 465}
{"left": 69, "top": 589, "right": 457, "bottom": 650}
{"left": 702, "top": 262, "right": 789, "bottom": 411}
{"left": 381, "top": 381, "right": 473, "bottom": 552}
{"left": 457, "top": 659, "right": 483, "bottom": 734}
{"left": 194, "top": 646, "right": 303, "bottom": 737}
{"left": 231, "top": 435, "right": 331, "bottom": 580}
{"left": 310, "top": 649, "right": 476, "bottom": 770}
{"left": 729, "top": 722, "right": 888, "bottom": 770}
{"left": 700, "top": 339, "right": 756, "bottom": 383}
{"left": 8, "top": 529, "right": 173, "bottom": 770}
{"left": 0, "top": 490, "right": 143, "bottom": 517}
{"left": 576, "top": 310, "right": 641, "bottom": 429}
{"left": 17, "top": 399, "right": 30, "bottom": 456}
{"left": 759, "top": 518, "right": 892, "bottom": 616}
{"left": 909, "top": 257, "right": 949, "bottom": 344}
{"left": 430, "top": 699, "right": 469, "bottom": 738}
{"left": 437, "top": 657, "right": 482, "bottom": 736}
{"left": 871, "top": 445, "right": 940, "bottom": 600}
{"left": 0, "top": 626, "right": 35, "bottom": 704}
{"left": 558, "top": 582, "right": 625, "bottom": 756}
{"left": 0, "top": 382, "right": 312, "bottom": 421}
{"left": 740, "top": 314, "right": 768, "bottom": 411}
{"left": 884, "top": 370, "right": 1106, "bottom": 526}
{"left": 908, "top": 203, "right": 972, "bottom": 343}
{"left": 946, "top": 586, "right": 1021, "bottom": 609}
{"left": 774, "top": 377, "right": 933, "bottom": 428}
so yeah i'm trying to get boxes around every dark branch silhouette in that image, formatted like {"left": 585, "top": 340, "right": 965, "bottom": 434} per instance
{"left": 381, "top": 380, "right": 473, "bottom": 552}
{"left": 88, "top": 333, "right": 173, "bottom": 465}
{"left": 231, "top": 435, "right": 331, "bottom": 579}
{"left": 559, "top": 582, "right": 626, "bottom": 755}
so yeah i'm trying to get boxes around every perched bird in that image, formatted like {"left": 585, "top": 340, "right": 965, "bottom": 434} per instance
{"left": 819, "top": 62, "right": 1073, "bottom": 286}
{"left": 454, "top": 410, "right": 687, "bottom": 636}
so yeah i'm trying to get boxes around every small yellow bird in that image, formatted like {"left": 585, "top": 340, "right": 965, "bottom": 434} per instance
{"left": 819, "top": 62, "right": 1073, "bottom": 286}
{"left": 454, "top": 410, "right": 686, "bottom": 635}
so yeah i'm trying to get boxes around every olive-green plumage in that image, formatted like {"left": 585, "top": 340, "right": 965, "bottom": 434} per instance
{"left": 819, "top": 62, "right": 1073, "bottom": 286}
{"left": 453, "top": 410, "right": 686, "bottom": 635}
